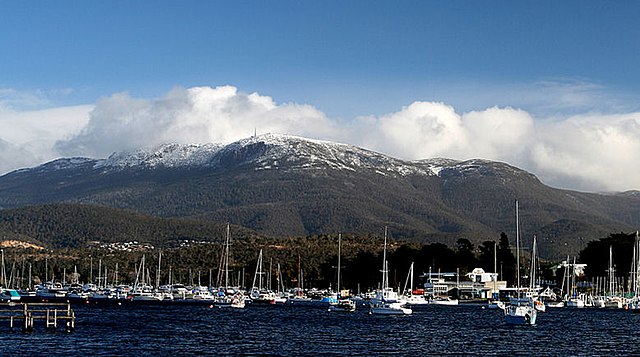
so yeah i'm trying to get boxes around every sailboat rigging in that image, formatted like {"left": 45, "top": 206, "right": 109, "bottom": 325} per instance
{"left": 503, "top": 200, "right": 537, "bottom": 325}
{"left": 369, "top": 227, "right": 412, "bottom": 315}
{"left": 328, "top": 234, "right": 356, "bottom": 312}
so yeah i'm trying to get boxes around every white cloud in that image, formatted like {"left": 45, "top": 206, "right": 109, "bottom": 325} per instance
{"left": 531, "top": 113, "right": 640, "bottom": 192}
{"left": 0, "top": 104, "right": 91, "bottom": 173}
{"left": 55, "top": 86, "right": 339, "bottom": 157}
{"left": 350, "top": 103, "right": 535, "bottom": 164}
{"left": 461, "top": 107, "right": 535, "bottom": 163}
{"left": 1, "top": 85, "right": 640, "bottom": 192}
{"left": 377, "top": 101, "right": 467, "bottom": 158}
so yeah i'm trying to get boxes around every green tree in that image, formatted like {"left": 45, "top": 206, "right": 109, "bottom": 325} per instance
{"left": 455, "top": 238, "right": 477, "bottom": 274}
{"left": 497, "top": 232, "right": 516, "bottom": 285}
{"left": 580, "top": 232, "right": 635, "bottom": 278}
{"left": 417, "top": 243, "right": 457, "bottom": 273}
{"left": 477, "top": 240, "right": 498, "bottom": 273}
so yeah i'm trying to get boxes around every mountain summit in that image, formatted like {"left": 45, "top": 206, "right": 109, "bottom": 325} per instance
{"left": 1, "top": 133, "right": 639, "bottom": 258}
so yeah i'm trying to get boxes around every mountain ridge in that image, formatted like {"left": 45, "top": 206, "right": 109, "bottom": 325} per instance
{"left": 1, "top": 133, "right": 638, "bottom": 258}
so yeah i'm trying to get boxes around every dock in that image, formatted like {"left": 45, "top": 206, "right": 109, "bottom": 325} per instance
{"left": 0, "top": 302, "right": 75, "bottom": 332}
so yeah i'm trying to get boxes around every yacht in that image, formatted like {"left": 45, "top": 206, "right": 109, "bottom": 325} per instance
{"left": 369, "top": 227, "right": 412, "bottom": 315}
{"left": 503, "top": 201, "right": 537, "bottom": 325}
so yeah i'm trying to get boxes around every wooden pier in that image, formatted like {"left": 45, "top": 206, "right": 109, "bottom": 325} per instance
{"left": 0, "top": 302, "right": 75, "bottom": 332}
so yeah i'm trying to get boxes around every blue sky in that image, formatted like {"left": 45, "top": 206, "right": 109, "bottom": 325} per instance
{"left": 1, "top": 1, "right": 640, "bottom": 192}
{"left": 3, "top": 1, "right": 639, "bottom": 115}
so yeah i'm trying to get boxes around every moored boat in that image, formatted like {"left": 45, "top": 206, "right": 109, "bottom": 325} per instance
{"left": 503, "top": 201, "right": 537, "bottom": 325}
{"left": 369, "top": 227, "right": 412, "bottom": 316}
{"left": 370, "top": 301, "right": 412, "bottom": 315}
{"left": 504, "top": 304, "right": 537, "bottom": 325}
{"left": 328, "top": 234, "right": 356, "bottom": 313}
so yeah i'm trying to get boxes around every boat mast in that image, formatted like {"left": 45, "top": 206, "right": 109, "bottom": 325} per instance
{"left": 225, "top": 224, "right": 230, "bottom": 290}
{"left": 410, "top": 262, "right": 414, "bottom": 294}
{"left": 632, "top": 231, "right": 640, "bottom": 299}
{"left": 337, "top": 233, "right": 341, "bottom": 297}
{"left": 608, "top": 245, "right": 614, "bottom": 297}
{"left": 529, "top": 235, "right": 537, "bottom": 290}
{"left": 297, "top": 255, "right": 302, "bottom": 296}
{"left": 252, "top": 250, "right": 263, "bottom": 290}
{"left": 1, "top": 248, "right": 5, "bottom": 287}
{"left": 403, "top": 262, "right": 414, "bottom": 295}
{"left": 515, "top": 200, "right": 520, "bottom": 299}
{"left": 277, "top": 263, "right": 283, "bottom": 294}
{"left": 156, "top": 251, "right": 162, "bottom": 290}
{"left": 268, "top": 258, "right": 273, "bottom": 292}
{"left": 382, "top": 226, "right": 388, "bottom": 299}
{"left": 494, "top": 241, "right": 497, "bottom": 295}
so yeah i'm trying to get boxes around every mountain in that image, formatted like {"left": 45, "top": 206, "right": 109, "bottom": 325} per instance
{"left": 1, "top": 133, "right": 639, "bottom": 258}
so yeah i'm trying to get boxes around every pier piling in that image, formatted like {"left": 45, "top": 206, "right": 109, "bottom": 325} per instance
{"left": 0, "top": 302, "right": 75, "bottom": 333}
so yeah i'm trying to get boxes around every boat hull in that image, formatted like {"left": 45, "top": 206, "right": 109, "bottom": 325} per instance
{"left": 370, "top": 302, "right": 412, "bottom": 315}
{"left": 328, "top": 300, "right": 356, "bottom": 312}
{"left": 504, "top": 305, "right": 537, "bottom": 325}
{"left": 487, "top": 301, "right": 505, "bottom": 310}
{"left": 566, "top": 299, "right": 585, "bottom": 308}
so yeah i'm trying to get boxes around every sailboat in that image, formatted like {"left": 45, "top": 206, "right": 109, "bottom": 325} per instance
{"left": 628, "top": 231, "right": 640, "bottom": 312}
{"left": 288, "top": 255, "right": 313, "bottom": 305}
{"left": 214, "top": 224, "right": 245, "bottom": 308}
{"left": 529, "top": 235, "right": 545, "bottom": 312}
{"left": 603, "top": 245, "right": 623, "bottom": 309}
{"left": 504, "top": 200, "right": 537, "bottom": 325}
{"left": 328, "top": 234, "right": 356, "bottom": 312}
{"left": 402, "top": 262, "right": 429, "bottom": 306}
{"left": 131, "top": 254, "right": 163, "bottom": 302}
{"left": 487, "top": 241, "right": 505, "bottom": 310}
{"left": 250, "top": 249, "right": 276, "bottom": 304}
{"left": 369, "top": 227, "right": 412, "bottom": 315}
{"left": 273, "top": 263, "right": 288, "bottom": 304}
{"left": 564, "top": 256, "right": 586, "bottom": 308}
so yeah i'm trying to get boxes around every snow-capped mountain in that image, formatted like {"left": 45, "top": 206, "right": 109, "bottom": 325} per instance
{"left": 12, "top": 133, "right": 527, "bottom": 181}
{"left": 1, "top": 133, "right": 639, "bottom": 258}
{"left": 95, "top": 133, "right": 437, "bottom": 176}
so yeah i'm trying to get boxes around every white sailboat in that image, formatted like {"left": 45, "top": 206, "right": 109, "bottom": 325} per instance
{"left": 604, "top": 245, "right": 623, "bottom": 309}
{"left": 328, "top": 234, "right": 356, "bottom": 312}
{"left": 529, "top": 235, "right": 545, "bottom": 312}
{"left": 504, "top": 200, "right": 537, "bottom": 325}
{"left": 402, "top": 262, "right": 429, "bottom": 306}
{"left": 369, "top": 227, "right": 412, "bottom": 315}
{"left": 488, "top": 241, "right": 505, "bottom": 309}
{"left": 628, "top": 231, "right": 640, "bottom": 312}
{"left": 131, "top": 255, "right": 164, "bottom": 302}
{"left": 214, "top": 224, "right": 245, "bottom": 308}
{"left": 250, "top": 249, "right": 276, "bottom": 304}
{"left": 564, "top": 256, "right": 586, "bottom": 308}
{"left": 288, "top": 256, "right": 313, "bottom": 305}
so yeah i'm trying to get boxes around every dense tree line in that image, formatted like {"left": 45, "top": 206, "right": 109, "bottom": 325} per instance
{"left": 580, "top": 231, "right": 637, "bottom": 279}
{"left": 0, "top": 232, "right": 524, "bottom": 292}
{"left": 2, "top": 204, "right": 633, "bottom": 292}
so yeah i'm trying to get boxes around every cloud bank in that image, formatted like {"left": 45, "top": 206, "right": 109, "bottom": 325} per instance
{"left": 1, "top": 85, "right": 639, "bottom": 192}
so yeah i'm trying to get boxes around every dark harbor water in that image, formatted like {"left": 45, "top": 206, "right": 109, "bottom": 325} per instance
{"left": 1, "top": 303, "right": 639, "bottom": 356}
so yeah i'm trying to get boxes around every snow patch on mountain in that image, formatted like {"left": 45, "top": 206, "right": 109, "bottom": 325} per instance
{"left": 12, "top": 157, "right": 95, "bottom": 174}
{"left": 13, "top": 133, "right": 523, "bottom": 180}
{"left": 95, "top": 142, "right": 224, "bottom": 169}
